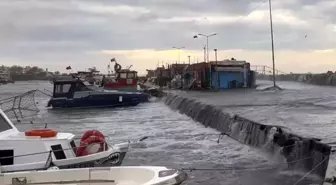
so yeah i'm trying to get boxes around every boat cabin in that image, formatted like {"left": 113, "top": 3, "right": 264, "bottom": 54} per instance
{"left": 104, "top": 69, "right": 138, "bottom": 91}
{"left": 0, "top": 109, "right": 77, "bottom": 172}
{"left": 117, "top": 69, "right": 137, "bottom": 80}
{"left": 52, "top": 79, "right": 92, "bottom": 99}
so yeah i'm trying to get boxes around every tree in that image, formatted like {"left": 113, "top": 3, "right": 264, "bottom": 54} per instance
{"left": 9, "top": 65, "right": 24, "bottom": 74}
{"left": 88, "top": 66, "right": 97, "bottom": 72}
{"left": 54, "top": 71, "right": 60, "bottom": 75}
{"left": 25, "top": 66, "right": 44, "bottom": 75}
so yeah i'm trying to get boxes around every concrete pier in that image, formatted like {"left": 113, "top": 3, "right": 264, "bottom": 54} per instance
{"left": 164, "top": 89, "right": 332, "bottom": 180}
{"left": 258, "top": 73, "right": 336, "bottom": 86}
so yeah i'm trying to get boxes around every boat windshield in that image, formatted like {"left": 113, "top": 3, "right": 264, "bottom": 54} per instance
{"left": 75, "top": 82, "right": 91, "bottom": 91}
{"left": 0, "top": 113, "right": 13, "bottom": 133}
{"left": 55, "top": 84, "right": 71, "bottom": 94}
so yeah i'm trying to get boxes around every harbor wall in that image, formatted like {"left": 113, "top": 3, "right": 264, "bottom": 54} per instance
{"left": 257, "top": 73, "right": 336, "bottom": 86}
{"left": 164, "top": 94, "right": 331, "bottom": 179}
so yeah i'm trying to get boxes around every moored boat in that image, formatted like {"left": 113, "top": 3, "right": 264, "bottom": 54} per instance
{"left": 0, "top": 109, "right": 139, "bottom": 173}
{"left": 103, "top": 58, "right": 139, "bottom": 92}
{"left": 47, "top": 78, "right": 149, "bottom": 109}
{"left": 103, "top": 69, "right": 139, "bottom": 92}
{"left": 2, "top": 166, "right": 188, "bottom": 185}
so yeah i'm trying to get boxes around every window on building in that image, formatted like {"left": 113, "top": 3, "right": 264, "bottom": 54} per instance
{"left": 51, "top": 144, "right": 66, "bottom": 160}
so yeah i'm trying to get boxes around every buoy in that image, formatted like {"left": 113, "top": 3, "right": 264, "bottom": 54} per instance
{"left": 76, "top": 130, "right": 108, "bottom": 157}
{"left": 76, "top": 136, "right": 107, "bottom": 157}
{"left": 25, "top": 129, "right": 58, "bottom": 138}
{"left": 79, "top": 130, "right": 105, "bottom": 143}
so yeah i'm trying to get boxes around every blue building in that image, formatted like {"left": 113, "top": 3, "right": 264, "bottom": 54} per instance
{"left": 209, "top": 60, "right": 254, "bottom": 89}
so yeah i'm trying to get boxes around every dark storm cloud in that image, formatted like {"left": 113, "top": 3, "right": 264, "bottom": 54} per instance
{"left": 0, "top": 0, "right": 335, "bottom": 65}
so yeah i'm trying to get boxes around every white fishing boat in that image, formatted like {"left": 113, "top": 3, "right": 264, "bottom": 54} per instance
{"left": 0, "top": 109, "right": 144, "bottom": 173}
{"left": 2, "top": 166, "right": 188, "bottom": 185}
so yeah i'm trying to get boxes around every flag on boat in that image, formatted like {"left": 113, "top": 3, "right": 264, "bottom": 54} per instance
{"left": 66, "top": 66, "right": 71, "bottom": 70}
{"left": 111, "top": 58, "right": 116, "bottom": 62}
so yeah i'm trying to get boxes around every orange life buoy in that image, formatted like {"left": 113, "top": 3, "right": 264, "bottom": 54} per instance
{"left": 76, "top": 136, "right": 107, "bottom": 157}
{"left": 25, "top": 129, "right": 58, "bottom": 138}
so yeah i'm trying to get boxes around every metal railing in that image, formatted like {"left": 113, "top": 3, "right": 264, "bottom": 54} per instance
{"left": 251, "top": 65, "right": 287, "bottom": 75}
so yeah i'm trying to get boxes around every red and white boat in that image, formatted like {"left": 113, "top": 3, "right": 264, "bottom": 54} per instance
{"left": 103, "top": 59, "right": 139, "bottom": 92}
{"left": 0, "top": 109, "right": 148, "bottom": 173}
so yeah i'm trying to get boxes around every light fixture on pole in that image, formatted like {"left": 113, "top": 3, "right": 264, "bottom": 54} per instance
{"left": 172, "top": 46, "right": 185, "bottom": 64}
{"left": 193, "top": 33, "right": 217, "bottom": 63}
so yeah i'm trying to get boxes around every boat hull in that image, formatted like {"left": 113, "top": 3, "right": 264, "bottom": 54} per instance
{"left": 48, "top": 93, "right": 149, "bottom": 108}
{"left": 3, "top": 166, "right": 188, "bottom": 185}
{"left": 104, "top": 85, "right": 138, "bottom": 92}
{"left": 56, "top": 152, "right": 127, "bottom": 169}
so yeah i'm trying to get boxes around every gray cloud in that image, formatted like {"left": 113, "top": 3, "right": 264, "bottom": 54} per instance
{"left": 0, "top": 0, "right": 335, "bottom": 69}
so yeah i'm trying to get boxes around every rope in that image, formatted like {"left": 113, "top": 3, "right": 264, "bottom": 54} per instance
{"left": 36, "top": 89, "right": 52, "bottom": 97}
{"left": 293, "top": 157, "right": 330, "bottom": 185}
{"left": 181, "top": 166, "right": 277, "bottom": 172}
{"left": 0, "top": 131, "right": 329, "bottom": 160}
{"left": 179, "top": 151, "right": 330, "bottom": 172}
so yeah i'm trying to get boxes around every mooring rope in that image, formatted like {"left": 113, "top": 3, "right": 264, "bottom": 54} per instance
{"left": 36, "top": 89, "right": 52, "bottom": 97}
{"left": 180, "top": 166, "right": 277, "bottom": 172}
{"left": 293, "top": 157, "right": 330, "bottom": 185}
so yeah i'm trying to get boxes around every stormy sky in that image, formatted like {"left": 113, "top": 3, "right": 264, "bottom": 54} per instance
{"left": 1, "top": 0, "right": 336, "bottom": 74}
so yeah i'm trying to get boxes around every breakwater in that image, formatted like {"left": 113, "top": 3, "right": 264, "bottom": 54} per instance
{"left": 164, "top": 93, "right": 331, "bottom": 179}
{"left": 257, "top": 73, "right": 336, "bottom": 86}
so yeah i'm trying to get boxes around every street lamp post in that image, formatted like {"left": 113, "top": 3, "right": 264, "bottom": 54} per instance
{"left": 193, "top": 33, "right": 217, "bottom": 63}
{"left": 172, "top": 46, "right": 185, "bottom": 64}
{"left": 173, "top": 46, "right": 185, "bottom": 89}
{"left": 194, "top": 33, "right": 217, "bottom": 89}
{"left": 214, "top": 49, "right": 219, "bottom": 90}
{"left": 268, "top": 0, "right": 276, "bottom": 88}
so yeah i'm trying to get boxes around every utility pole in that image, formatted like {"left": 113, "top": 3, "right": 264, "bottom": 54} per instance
{"left": 203, "top": 46, "right": 206, "bottom": 62}
{"left": 214, "top": 49, "right": 219, "bottom": 90}
{"left": 194, "top": 33, "right": 217, "bottom": 63}
{"left": 194, "top": 33, "right": 217, "bottom": 90}
{"left": 269, "top": 0, "right": 276, "bottom": 88}
{"left": 188, "top": 56, "right": 191, "bottom": 65}
{"left": 172, "top": 46, "right": 185, "bottom": 64}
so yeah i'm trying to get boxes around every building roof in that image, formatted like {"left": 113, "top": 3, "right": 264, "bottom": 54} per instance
{"left": 209, "top": 60, "right": 247, "bottom": 65}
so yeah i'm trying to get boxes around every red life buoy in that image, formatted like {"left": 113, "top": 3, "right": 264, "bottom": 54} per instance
{"left": 25, "top": 129, "right": 58, "bottom": 138}
{"left": 76, "top": 130, "right": 108, "bottom": 157}
{"left": 80, "top": 130, "right": 105, "bottom": 143}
